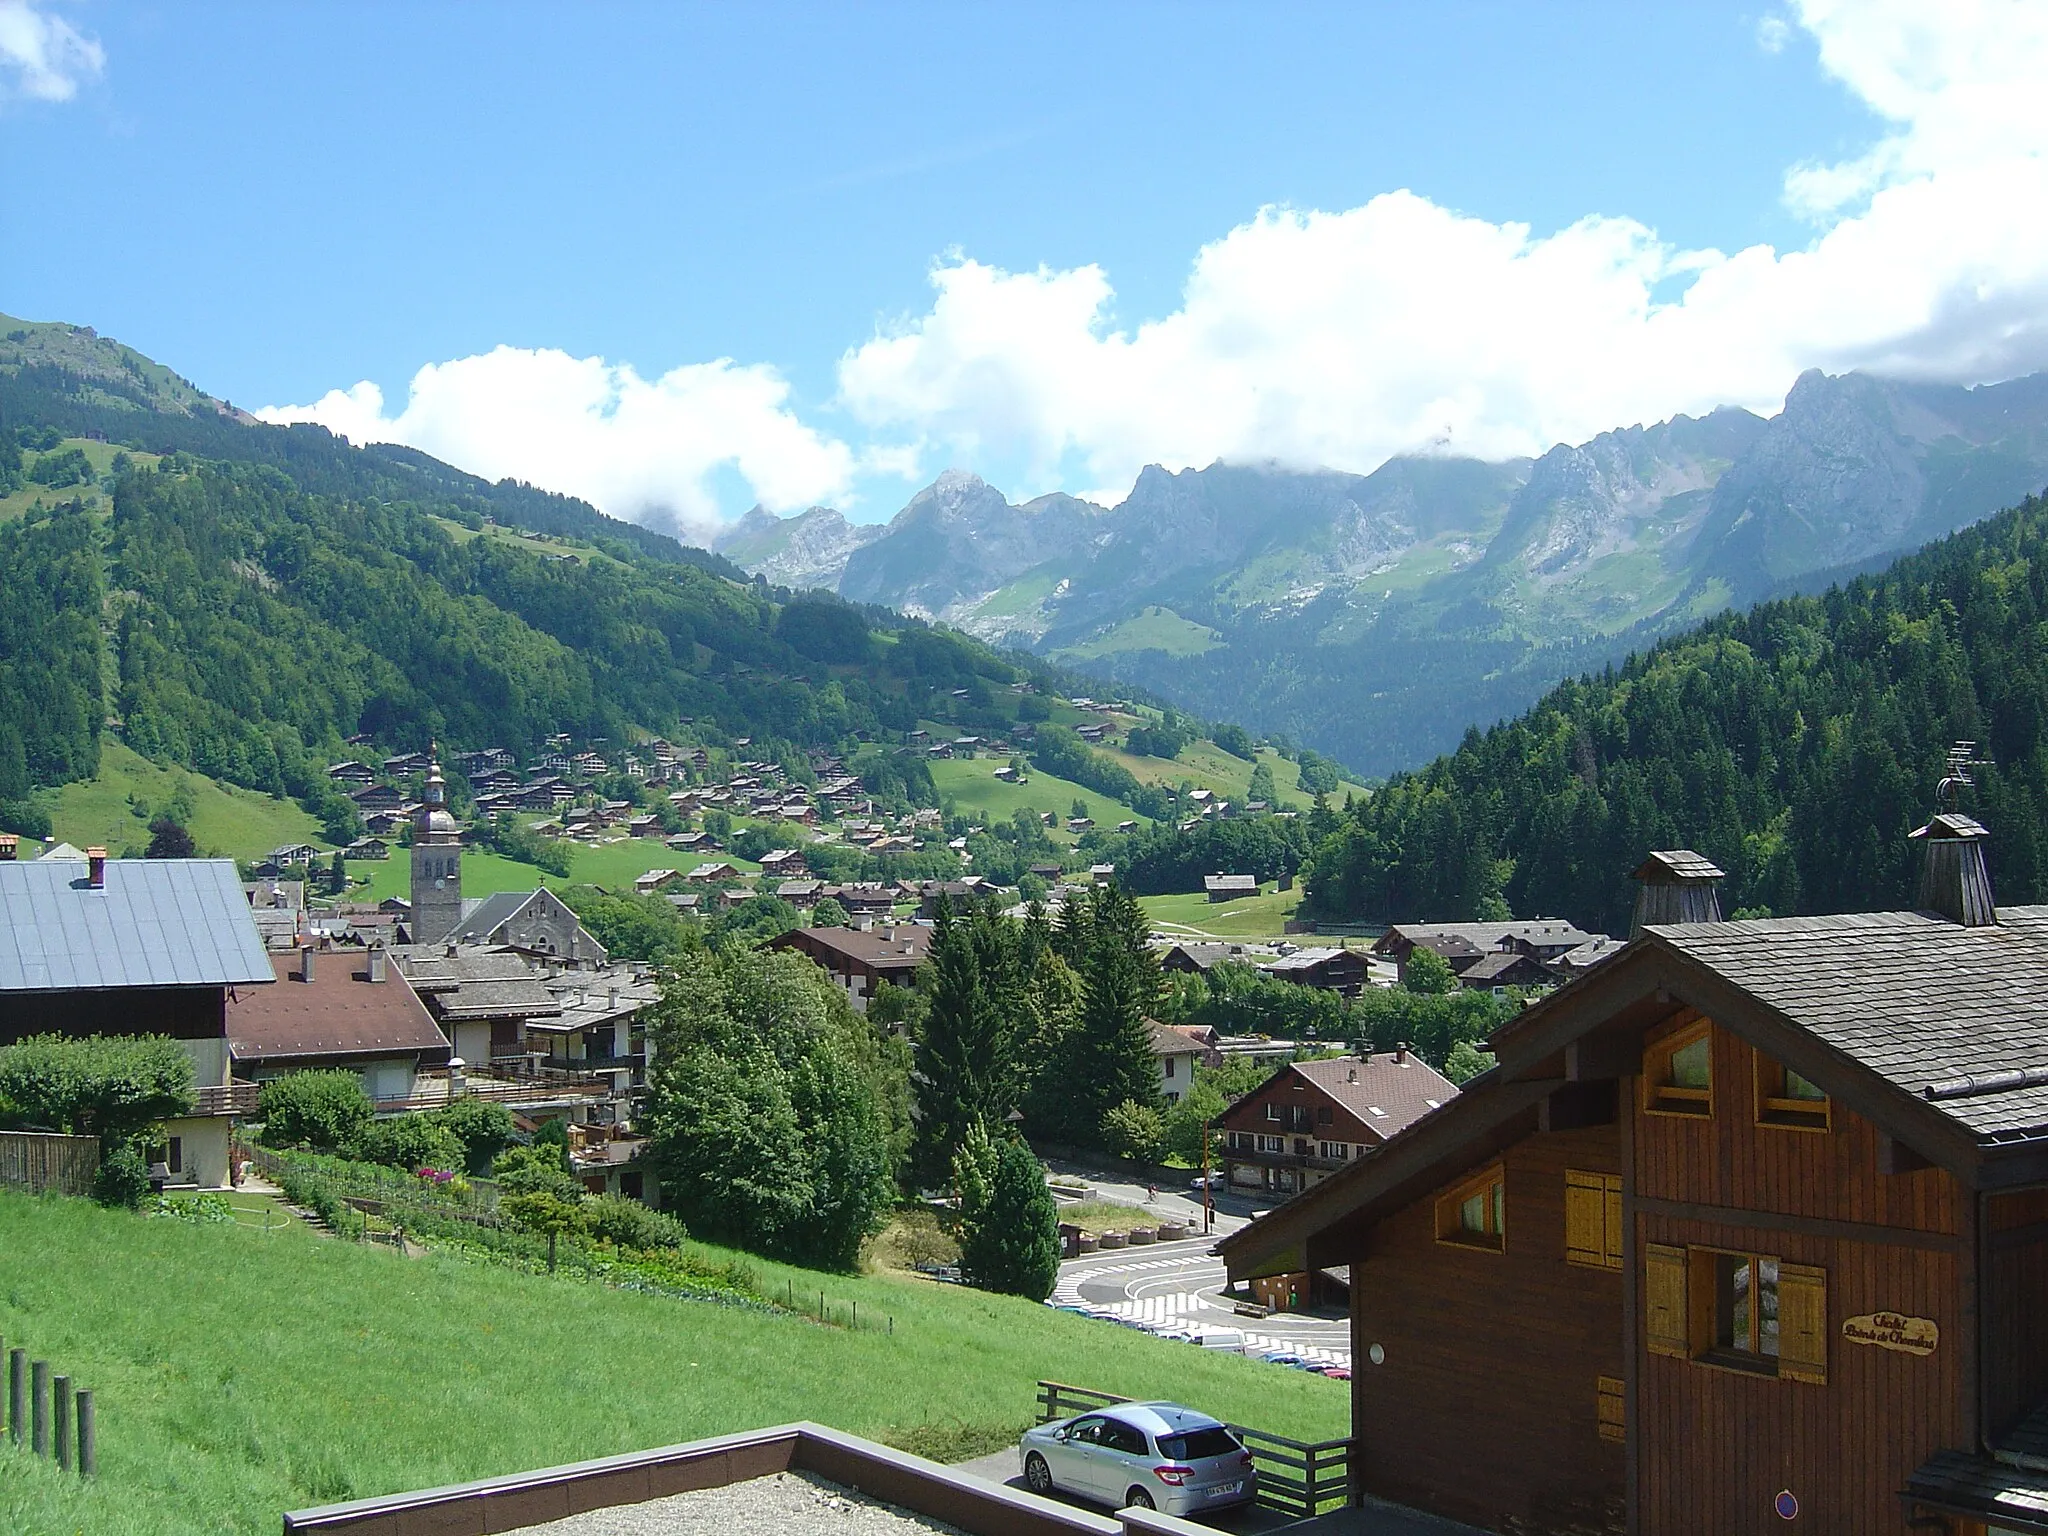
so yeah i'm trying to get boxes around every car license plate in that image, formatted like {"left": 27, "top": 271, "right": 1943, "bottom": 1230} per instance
{"left": 1208, "top": 1481, "right": 1242, "bottom": 1498}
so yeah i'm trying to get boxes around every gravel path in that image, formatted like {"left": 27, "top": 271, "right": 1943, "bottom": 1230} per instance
{"left": 507, "top": 1470, "right": 969, "bottom": 1535}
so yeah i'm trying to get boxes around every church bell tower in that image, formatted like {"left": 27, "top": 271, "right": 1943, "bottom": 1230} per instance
{"left": 409, "top": 747, "right": 464, "bottom": 945}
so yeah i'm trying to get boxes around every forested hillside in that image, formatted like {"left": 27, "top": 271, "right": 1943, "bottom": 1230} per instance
{"left": 1303, "top": 491, "right": 2048, "bottom": 934}
{"left": 0, "top": 319, "right": 1291, "bottom": 852}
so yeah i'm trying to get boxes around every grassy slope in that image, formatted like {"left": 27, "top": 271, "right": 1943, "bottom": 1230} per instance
{"left": 1097, "top": 743, "right": 1367, "bottom": 809}
{"left": 926, "top": 757, "right": 1151, "bottom": 843}
{"left": 0, "top": 438, "right": 163, "bottom": 523}
{"left": 1139, "top": 886, "right": 1302, "bottom": 939}
{"left": 0, "top": 1192, "right": 1344, "bottom": 1536}
{"left": 1062, "top": 607, "right": 1221, "bottom": 660}
{"left": 46, "top": 741, "right": 327, "bottom": 861}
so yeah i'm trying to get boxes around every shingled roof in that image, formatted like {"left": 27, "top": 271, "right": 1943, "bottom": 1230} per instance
{"left": 1645, "top": 906, "right": 2048, "bottom": 1141}
{"left": 1222, "top": 901, "right": 2048, "bottom": 1281}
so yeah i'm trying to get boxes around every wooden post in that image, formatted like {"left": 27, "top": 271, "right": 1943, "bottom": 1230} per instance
{"left": 31, "top": 1358, "right": 49, "bottom": 1456}
{"left": 76, "top": 1388, "right": 94, "bottom": 1477}
{"left": 7, "top": 1347, "right": 22, "bottom": 1445}
{"left": 52, "top": 1375, "right": 70, "bottom": 1471}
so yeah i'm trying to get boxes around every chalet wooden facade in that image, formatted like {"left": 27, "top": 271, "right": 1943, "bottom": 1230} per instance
{"left": 1220, "top": 832, "right": 2048, "bottom": 1536}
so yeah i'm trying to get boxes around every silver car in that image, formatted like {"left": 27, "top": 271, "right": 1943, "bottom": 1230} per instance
{"left": 1019, "top": 1401, "right": 1257, "bottom": 1515}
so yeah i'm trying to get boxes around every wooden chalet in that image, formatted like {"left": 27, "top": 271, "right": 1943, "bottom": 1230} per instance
{"left": 1217, "top": 1051, "right": 1456, "bottom": 1200}
{"left": 1220, "top": 831, "right": 2048, "bottom": 1536}
{"left": 1261, "top": 945, "right": 1370, "bottom": 995}
{"left": 768, "top": 924, "right": 931, "bottom": 1013}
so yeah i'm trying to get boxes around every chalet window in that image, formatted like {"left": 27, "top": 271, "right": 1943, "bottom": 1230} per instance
{"left": 1265, "top": 1104, "right": 1280, "bottom": 1122}
{"left": 1644, "top": 1018, "right": 1713, "bottom": 1117}
{"left": 1435, "top": 1164, "right": 1506, "bottom": 1253}
{"left": 168, "top": 1136, "right": 183, "bottom": 1175}
{"left": 1644, "top": 1241, "right": 1827, "bottom": 1383}
{"left": 1164, "top": 1056, "right": 1176, "bottom": 1078}
{"left": 1755, "top": 1051, "right": 1832, "bottom": 1132}
{"left": 1595, "top": 1376, "right": 1625, "bottom": 1445}
{"left": 1564, "top": 1169, "right": 1623, "bottom": 1270}
{"left": 1317, "top": 1106, "right": 1333, "bottom": 1125}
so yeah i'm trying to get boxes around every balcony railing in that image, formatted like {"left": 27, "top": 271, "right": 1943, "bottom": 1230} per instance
{"left": 1224, "top": 1144, "right": 1350, "bottom": 1172}
{"left": 193, "top": 1082, "right": 263, "bottom": 1117}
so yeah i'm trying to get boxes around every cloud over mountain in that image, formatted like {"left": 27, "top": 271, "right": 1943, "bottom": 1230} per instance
{"left": 262, "top": 2, "right": 2048, "bottom": 526}
{"left": 256, "top": 346, "right": 856, "bottom": 535}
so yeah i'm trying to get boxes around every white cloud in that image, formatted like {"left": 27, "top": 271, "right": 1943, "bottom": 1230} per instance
{"left": 1756, "top": 15, "right": 1792, "bottom": 55}
{"left": 257, "top": 346, "right": 856, "bottom": 536}
{"left": 839, "top": 1, "right": 2048, "bottom": 499}
{"left": 0, "top": 0, "right": 102, "bottom": 102}
{"left": 260, "top": 4, "right": 2048, "bottom": 526}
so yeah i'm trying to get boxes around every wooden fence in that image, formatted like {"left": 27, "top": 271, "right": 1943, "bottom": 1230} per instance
{"left": 1035, "top": 1379, "right": 1353, "bottom": 1518}
{"left": 0, "top": 1133, "right": 99, "bottom": 1198}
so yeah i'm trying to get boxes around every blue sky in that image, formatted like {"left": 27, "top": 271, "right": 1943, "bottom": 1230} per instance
{"left": 5, "top": 3, "right": 2045, "bottom": 531}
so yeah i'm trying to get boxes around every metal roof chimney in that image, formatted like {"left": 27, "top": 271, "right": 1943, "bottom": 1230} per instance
{"left": 1630, "top": 850, "right": 1725, "bottom": 936}
{"left": 1911, "top": 813, "right": 1997, "bottom": 927}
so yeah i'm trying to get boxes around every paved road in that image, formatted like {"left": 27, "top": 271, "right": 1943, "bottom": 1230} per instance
{"left": 950, "top": 1448, "right": 1296, "bottom": 1532}
{"left": 1053, "top": 1237, "right": 1352, "bottom": 1369}
{"left": 950, "top": 1451, "right": 1478, "bottom": 1535}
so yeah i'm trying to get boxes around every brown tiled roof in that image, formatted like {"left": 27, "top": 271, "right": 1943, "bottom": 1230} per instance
{"left": 227, "top": 954, "right": 451, "bottom": 1064}
{"left": 771, "top": 925, "right": 932, "bottom": 975}
{"left": 1293, "top": 1053, "right": 1457, "bottom": 1143}
{"left": 1145, "top": 1019, "right": 1225, "bottom": 1068}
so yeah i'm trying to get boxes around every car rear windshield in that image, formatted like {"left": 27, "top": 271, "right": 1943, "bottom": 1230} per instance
{"left": 1158, "top": 1427, "right": 1240, "bottom": 1461}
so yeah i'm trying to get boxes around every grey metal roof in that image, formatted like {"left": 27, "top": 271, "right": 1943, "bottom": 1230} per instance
{"left": 1650, "top": 905, "right": 2048, "bottom": 1140}
{"left": 0, "top": 857, "right": 274, "bottom": 992}
{"left": 449, "top": 891, "right": 536, "bottom": 943}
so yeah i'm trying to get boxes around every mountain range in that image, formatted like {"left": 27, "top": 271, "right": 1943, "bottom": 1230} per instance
{"left": 716, "top": 369, "right": 2048, "bottom": 776}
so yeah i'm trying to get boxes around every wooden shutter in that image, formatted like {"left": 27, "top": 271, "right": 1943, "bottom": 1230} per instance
{"left": 1777, "top": 1262, "right": 1828, "bottom": 1383}
{"left": 1603, "top": 1178, "right": 1624, "bottom": 1267}
{"left": 1565, "top": 1170, "right": 1607, "bottom": 1267}
{"left": 1595, "top": 1376, "right": 1626, "bottom": 1444}
{"left": 1644, "top": 1242, "right": 1689, "bottom": 1357}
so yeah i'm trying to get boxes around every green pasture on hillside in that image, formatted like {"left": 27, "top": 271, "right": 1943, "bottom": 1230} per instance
{"left": 1140, "top": 886, "right": 1303, "bottom": 939}
{"left": 926, "top": 757, "right": 1150, "bottom": 840}
{"left": 45, "top": 742, "right": 328, "bottom": 862}
{"left": 0, "top": 1191, "right": 1345, "bottom": 1536}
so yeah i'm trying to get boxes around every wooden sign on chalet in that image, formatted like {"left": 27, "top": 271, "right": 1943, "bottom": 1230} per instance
{"left": 1841, "top": 1311, "right": 1939, "bottom": 1356}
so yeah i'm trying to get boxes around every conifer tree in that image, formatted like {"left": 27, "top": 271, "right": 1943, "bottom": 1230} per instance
{"left": 909, "top": 900, "right": 1023, "bottom": 1189}
{"left": 1063, "top": 883, "right": 1165, "bottom": 1148}
{"left": 957, "top": 1132, "right": 1061, "bottom": 1300}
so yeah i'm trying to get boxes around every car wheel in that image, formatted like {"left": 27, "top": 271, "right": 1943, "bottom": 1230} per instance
{"left": 1125, "top": 1486, "right": 1155, "bottom": 1510}
{"left": 1024, "top": 1453, "right": 1053, "bottom": 1495}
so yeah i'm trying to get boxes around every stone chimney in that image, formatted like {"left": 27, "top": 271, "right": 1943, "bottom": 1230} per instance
{"left": 1630, "top": 850, "right": 1725, "bottom": 936}
{"left": 0, "top": 834, "right": 16, "bottom": 861}
{"left": 367, "top": 944, "right": 387, "bottom": 983}
{"left": 87, "top": 847, "right": 107, "bottom": 889}
{"left": 300, "top": 943, "right": 316, "bottom": 982}
{"left": 1911, "top": 813, "right": 1997, "bottom": 927}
